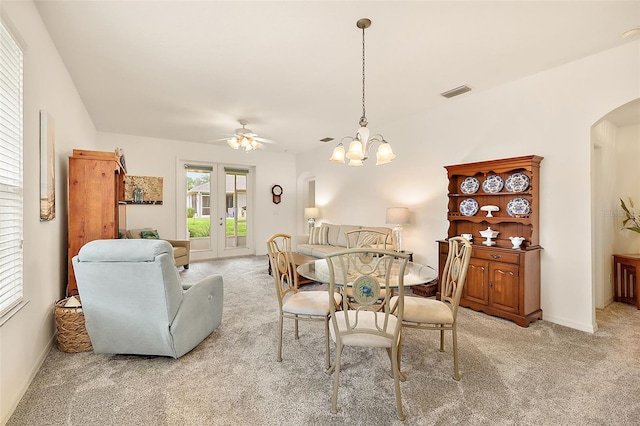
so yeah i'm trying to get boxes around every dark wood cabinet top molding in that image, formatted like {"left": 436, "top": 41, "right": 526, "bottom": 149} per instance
{"left": 445, "top": 155, "right": 543, "bottom": 177}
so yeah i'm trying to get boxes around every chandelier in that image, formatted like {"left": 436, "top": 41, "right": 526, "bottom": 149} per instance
{"left": 329, "top": 18, "right": 395, "bottom": 166}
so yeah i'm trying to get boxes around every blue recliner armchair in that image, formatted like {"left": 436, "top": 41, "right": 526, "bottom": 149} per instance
{"left": 72, "top": 239, "right": 223, "bottom": 358}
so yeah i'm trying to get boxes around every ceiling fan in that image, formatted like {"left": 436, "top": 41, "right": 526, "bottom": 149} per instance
{"left": 211, "top": 119, "right": 273, "bottom": 152}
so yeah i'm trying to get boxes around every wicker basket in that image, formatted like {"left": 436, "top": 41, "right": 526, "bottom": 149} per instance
{"left": 54, "top": 297, "right": 93, "bottom": 353}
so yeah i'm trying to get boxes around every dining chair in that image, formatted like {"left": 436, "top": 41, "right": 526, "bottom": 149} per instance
{"left": 394, "top": 236, "right": 472, "bottom": 381}
{"left": 266, "top": 233, "right": 341, "bottom": 371}
{"left": 325, "top": 248, "right": 410, "bottom": 421}
{"left": 345, "top": 228, "right": 393, "bottom": 250}
{"left": 344, "top": 228, "right": 393, "bottom": 307}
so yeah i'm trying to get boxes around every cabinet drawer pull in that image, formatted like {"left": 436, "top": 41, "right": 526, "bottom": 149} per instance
{"left": 491, "top": 254, "right": 501, "bottom": 259}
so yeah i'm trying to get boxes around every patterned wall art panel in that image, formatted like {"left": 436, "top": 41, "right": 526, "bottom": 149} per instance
{"left": 40, "top": 110, "right": 56, "bottom": 221}
{"left": 124, "top": 176, "right": 163, "bottom": 204}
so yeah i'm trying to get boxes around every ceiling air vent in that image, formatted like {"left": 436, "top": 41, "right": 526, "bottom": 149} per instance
{"left": 440, "top": 85, "right": 472, "bottom": 99}
{"left": 320, "top": 137, "right": 334, "bottom": 143}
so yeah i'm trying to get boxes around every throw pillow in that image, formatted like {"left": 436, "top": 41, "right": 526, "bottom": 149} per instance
{"left": 308, "top": 225, "right": 329, "bottom": 245}
{"left": 140, "top": 230, "right": 160, "bottom": 239}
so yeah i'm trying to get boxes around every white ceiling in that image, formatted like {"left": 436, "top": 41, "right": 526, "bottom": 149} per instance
{"left": 34, "top": 1, "right": 640, "bottom": 154}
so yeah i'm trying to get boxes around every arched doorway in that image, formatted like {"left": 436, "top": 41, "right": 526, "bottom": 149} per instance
{"left": 591, "top": 98, "right": 640, "bottom": 325}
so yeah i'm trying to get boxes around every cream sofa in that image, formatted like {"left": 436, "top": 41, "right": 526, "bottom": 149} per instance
{"left": 295, "top": 224, "right": 395, "bottom": 258}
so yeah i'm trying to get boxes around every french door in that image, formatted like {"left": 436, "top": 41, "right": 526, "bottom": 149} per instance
{"left": 177, "top": 160, "right": 254, "bottom": 260}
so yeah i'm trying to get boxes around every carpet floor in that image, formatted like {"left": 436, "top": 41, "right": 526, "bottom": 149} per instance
{"left": 7, "top": 255, "right": 640, "bottom": 425}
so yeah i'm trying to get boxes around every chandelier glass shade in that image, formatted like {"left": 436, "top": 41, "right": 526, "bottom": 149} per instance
{"left": 329, "top": 18, "right": 395, "bottom": 167}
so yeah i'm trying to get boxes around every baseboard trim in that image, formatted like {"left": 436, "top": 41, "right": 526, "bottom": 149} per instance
{"left": 2, "top": 334, "right": 56, "bottom": 425}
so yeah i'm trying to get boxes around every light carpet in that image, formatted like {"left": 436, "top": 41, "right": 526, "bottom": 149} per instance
{"left": 7, "top": 255, "right": 640, "bottom": 425}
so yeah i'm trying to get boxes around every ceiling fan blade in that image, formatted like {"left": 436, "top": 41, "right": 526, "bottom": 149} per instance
{"left": 254, "top": 136, "right": 275, "bottom": 144}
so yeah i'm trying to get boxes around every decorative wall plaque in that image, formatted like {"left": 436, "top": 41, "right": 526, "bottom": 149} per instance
{"left": 125, "top": 176, "right": 163, "bottom": 204}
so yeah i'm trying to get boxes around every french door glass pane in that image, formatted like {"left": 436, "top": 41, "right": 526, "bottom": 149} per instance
{"left": 186, "top": 168, "right": 211, "bottom": 249}
{"left": 225, "top": 170, "right": 247, "bottom": 248}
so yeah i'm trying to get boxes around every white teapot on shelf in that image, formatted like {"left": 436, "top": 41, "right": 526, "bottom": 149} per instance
{"left": 509, "top": 236, "right": 525, "bottom": 249}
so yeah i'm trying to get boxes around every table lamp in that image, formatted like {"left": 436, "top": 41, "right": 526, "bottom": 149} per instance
{"left": 386, "top": 207, "right": 410, "bottom": 252}
{"left": 304, "top": 207, "right": 320, "bottom": 234}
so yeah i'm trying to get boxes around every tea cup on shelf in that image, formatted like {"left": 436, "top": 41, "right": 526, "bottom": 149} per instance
{"left": 461, "top": 233, "right": 473, "bottom": 242}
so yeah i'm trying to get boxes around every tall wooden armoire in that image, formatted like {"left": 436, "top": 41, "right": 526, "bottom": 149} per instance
{"left": 67, "top": 149, "right": 126, "bottom": 296}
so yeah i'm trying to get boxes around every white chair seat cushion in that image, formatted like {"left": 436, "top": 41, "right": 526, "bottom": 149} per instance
{"left": 283, "top": 291, "right": 341, "bottom": 316}
{"left": 393, "top": 296, "right": 454, "bottom": 324}
{"left": 330, "top": 310, "right": 396, "bottom": 348}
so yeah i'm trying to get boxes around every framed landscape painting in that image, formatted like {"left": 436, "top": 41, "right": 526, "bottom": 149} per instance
{"left": 40, "top": 110, "right": 55, "bottom": 221}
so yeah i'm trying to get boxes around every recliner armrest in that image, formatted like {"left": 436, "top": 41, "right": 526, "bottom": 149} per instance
{"left": 171, "top": 275, "right": 224, "bottom": 357}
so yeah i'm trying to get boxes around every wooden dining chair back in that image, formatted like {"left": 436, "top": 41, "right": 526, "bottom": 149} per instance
{"left": 398, "top": 236, "right": 472, "bottom": 380}
{"left": 325, "top": 248, "right": 410, "bottom": 421}
{"left": 266, "top": 233, "right": 340, "bottom": 371}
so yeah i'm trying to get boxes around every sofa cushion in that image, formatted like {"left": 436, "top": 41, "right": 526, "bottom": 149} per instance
{"left": 296, "top": 243, "right": 342, "bottom": 258}
{"left": 296, "top": 243, "right": 314, "bottom": 257}
{"left": 309, "top": 244, "right": 343, "bottom": 257}
{"left": 325, "top": 223, "right": 341, "bottom": 246}
{"left": 336, "top": 225, "right": 361, "bottom": 247}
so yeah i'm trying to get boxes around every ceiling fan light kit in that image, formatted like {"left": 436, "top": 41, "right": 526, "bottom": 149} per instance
{"left": 226, "top": 119, "right": 262, "bottom": 152}
{"left": 329, "top": 18, "right": 395, "bottom": 167}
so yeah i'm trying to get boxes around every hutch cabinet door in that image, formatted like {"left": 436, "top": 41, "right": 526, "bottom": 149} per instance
{"left": 488, "top": 262, "right": 520, "bottom": 314}
{"left": 463, "top": 258, "right": 490, "bottom": 305}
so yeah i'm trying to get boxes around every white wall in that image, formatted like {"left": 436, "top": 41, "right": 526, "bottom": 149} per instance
{"left": 297, "top": 41, "right": 640, "bottom": 333}
{"left": 0, "top": 1, "right": 99, "bottom": 423}
{"left": 591, "top": 119, "right": 618, "bottom": 309}
{"left": 97, "top": 132, "right": 297, "bottom": 255}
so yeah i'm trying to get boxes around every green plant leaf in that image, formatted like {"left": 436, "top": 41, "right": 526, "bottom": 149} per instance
{"left": 620, "top": 198, "right": 632, "bottom": 216}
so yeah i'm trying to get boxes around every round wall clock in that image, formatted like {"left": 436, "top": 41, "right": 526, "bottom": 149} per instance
{"left": 271, "top": 184, "right": 283, "bottom": 204}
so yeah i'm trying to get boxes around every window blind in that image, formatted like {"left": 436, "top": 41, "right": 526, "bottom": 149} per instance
{"left": 0, "top": 19, "right": 24, "bottom": 319}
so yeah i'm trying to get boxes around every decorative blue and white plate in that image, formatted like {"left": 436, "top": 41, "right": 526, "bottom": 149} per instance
{"left": 505, "top": 173, "right": 530, "bottom": 192}
{"left": 482, "top": 175, "right": 504, "bottom": 193}
{"left": 460, "top": 177, "right": 480, "bottom": 194}
{"left": 459, "top": 198, "right": 479, "bottom": 216}
{"left": 506, "top": 198, "right": 531, "bottom": 217}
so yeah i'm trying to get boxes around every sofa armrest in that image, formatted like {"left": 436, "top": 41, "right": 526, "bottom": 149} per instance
{"left": 166, "top": 239, "right": 190, "bottom": 251}
{"left": 293, "top": 235, "right": 309, "bottom": 250}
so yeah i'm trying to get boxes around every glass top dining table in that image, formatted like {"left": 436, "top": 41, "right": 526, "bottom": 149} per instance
{"left": 296, "top": 257, "right": 438, "bottom": 287}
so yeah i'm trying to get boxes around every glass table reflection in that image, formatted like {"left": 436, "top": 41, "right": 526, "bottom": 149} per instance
{"left": 296, "top": 257, "right": 437, "bottom": 287}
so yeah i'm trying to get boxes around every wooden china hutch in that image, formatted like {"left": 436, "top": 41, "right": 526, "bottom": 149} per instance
{"left": 438, "top": 155, "right": 543, "bottom": 327}
{"left": 67, "top": 149, "right": 126, "bottom": 296}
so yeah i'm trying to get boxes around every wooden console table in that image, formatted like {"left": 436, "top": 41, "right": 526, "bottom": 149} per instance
{"left": 612, "top": 254, "right": 640, "bottom": 309}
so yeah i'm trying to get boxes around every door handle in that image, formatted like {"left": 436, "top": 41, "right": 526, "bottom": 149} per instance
{"left": 491, "top": 254, "right": 501, "bottom": 259}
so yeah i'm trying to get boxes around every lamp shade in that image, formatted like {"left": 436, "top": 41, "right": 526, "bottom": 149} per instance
{"left": 386, "top": 207, "right": 409, "bottom": 225}
{"left": 376, "top": 142, "right": 396, "bottom": 165}
{"left": 304, "top": 207, "right": 320, "bottom": 219}
{"left": 329, "top": 144, "right": 346, "bottom": 163}
{"left": 227, "top": 137, "right": 240, "bottom": 149}
{"left": 346, "top": 139, "right": 364, "bottom": 160}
